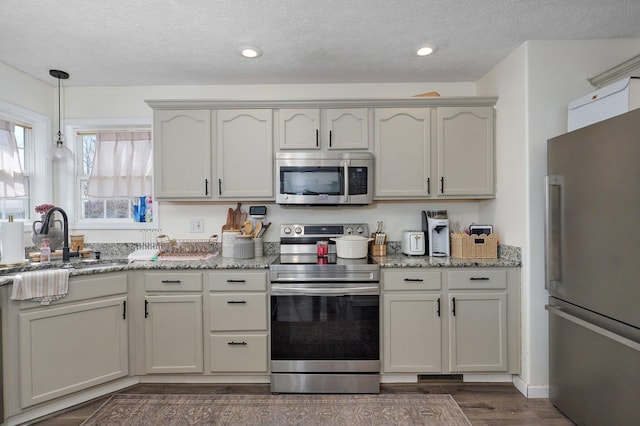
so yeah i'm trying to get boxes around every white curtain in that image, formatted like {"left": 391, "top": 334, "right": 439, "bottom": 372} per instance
{"left": 0, "top": 120, "right": 27, "bottom": 198}
{"left": 87, "top": 131, "right": 152, "bottom": 198}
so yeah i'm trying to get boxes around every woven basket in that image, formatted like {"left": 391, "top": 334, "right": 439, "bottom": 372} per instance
{"left": 450, "top": 233, "right": 498, "bottom": 259}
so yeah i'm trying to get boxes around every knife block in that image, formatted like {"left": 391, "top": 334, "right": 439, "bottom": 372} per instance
{"left": 370, "top": 233, "right": 387, "bottom": 257}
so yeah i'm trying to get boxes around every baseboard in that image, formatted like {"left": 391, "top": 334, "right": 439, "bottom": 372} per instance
{"left": 462, "top": 374, "right": 512, "bottom": 382}
{"left": 512, "top": 375, "right": 550, "bottom": 399}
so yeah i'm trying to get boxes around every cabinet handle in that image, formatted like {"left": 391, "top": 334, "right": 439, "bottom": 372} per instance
{"left": 316, "top": 129, "right": 319, "bottom": 147}
{"left": 205, "top": 179, "right": 209, "bottom": 196}
{"left": 122, "top": 300, "right": 127, "bottom": 320}
{"left": 226, "top": 279, "right": 246, "bottom": 283}
{"left": 218, "top": 178, "right": 222, "bottom": 195}
{"left": 440, "top": 177, "right": 444, "bottom": 194}
{"left": 427, "top": 178, "right": 430, "bottom": 195}
{"left": 227, "top": 300, "right": 247, "bottom": 304}
{"left": 452, "top": 297, "right": 456, "bottom": 316}
{"left": 161, "top": 280, "right": 182, "bottom": 284}
{"left": 228, "top": 341, "right": 247, "bottom": 346}
{"left": 404, "top": 278, "right": 424, "bottom": 282}
{"left": 470, "top": 277, "right": 490, "bottom": 281}
{"left": 329, "top": 130, "right": 332, "bottom": 147}
{"left": 144, "top": 300, "right": 149, "bottom": 318}
{"left": 437, "top": 297, "right": 440, "bottom": 317}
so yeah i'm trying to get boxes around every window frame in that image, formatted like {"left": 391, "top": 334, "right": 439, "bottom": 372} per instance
{"left": 66, "top": 118, "right": 156, "bottom": 230}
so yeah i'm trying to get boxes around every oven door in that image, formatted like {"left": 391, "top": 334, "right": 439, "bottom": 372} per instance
{"left": 270, "top": 285, "right": 379, "bottom": 373}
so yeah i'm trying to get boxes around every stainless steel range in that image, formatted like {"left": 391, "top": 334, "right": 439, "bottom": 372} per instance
{"left": 269, "top": 223, "right": 381, "bottom": 394}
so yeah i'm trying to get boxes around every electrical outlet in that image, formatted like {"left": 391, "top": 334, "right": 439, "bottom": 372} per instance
{"left": 189, "top": 219, "right": 204, "bottom": 233}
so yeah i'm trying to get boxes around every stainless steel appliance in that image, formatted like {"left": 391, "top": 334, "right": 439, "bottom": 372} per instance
{"left": 275, "top": 152, "right": 373, "bottom": 205}
{"left": 421, "top": 210, "right": 450, "bottom": 257}
{"left": 545, "top": 108, "right": 640, "bottom": 425}
{"left": 269, "top": 223, "right": 381, "bottom": 394}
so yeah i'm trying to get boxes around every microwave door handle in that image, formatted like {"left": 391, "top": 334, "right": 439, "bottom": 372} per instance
{"left": 343, "top": 161, "right": 349, "bottom": 203}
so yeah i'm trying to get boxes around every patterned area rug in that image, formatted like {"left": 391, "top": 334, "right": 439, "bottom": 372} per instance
{"left": 82, "top": 393, "right": 471, "bottom": 425}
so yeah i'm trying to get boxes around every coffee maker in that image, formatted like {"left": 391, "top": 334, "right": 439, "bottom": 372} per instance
{"left": 421, "top": 210, "right": 450, "bottom": 257}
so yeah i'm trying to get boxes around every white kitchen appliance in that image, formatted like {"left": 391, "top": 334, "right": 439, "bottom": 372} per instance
{"left": 401, "top": 231, "right": 425, "bottom": 255}
{"left": 421, "top": 210, "right": 450, "bottom": 257}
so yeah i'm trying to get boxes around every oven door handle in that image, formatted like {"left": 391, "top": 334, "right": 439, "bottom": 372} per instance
{"left": 271, "top": 284, "right": 379, "bottom": 296}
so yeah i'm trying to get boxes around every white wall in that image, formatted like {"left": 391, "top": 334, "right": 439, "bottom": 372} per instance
{"left": 477, "top": 38, "right": 640, "bottom": 397}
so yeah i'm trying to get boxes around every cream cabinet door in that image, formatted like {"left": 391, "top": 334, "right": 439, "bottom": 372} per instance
{"left": 145, "top": 294, "right": 204, "bottom": 373}
{"left": 374, "top": 108, "right": 432, "bottom": 198}
{"left": 448, "top": 292, "right": 507, "bottom": 372}
{"left": 383, "top": 293, "right": 441, "bottom": 373}
{"left": 19, "top": 296, "right": 129, "bottom": 407}
{"left": 436, "top": 106, "right": 495, "bottom": 197}
{"left": 216, "top": 109, "right": 274, "bottom": 199}
{"left": 325, "top": 108, "right": 369, "bottom": 150}
{"left": 278, "top": 109, "right": 320, "bottom": 149}
{"left": 153, "top": 109, "right": 212, "bottom": 199}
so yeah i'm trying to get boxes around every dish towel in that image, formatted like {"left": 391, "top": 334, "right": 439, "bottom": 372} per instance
{"left": 10, "top": 269, "right": 70, "bottom": 305}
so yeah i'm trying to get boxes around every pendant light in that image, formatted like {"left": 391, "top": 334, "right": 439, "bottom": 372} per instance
{"left": 48, "top": 69, "right": 73, "bottom": 161}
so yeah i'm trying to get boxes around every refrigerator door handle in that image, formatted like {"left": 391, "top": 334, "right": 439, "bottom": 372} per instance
{"left": 545, "top": 175, "right": 563, "bottom": 290}
{"left": 546, "top": 305, "right": 640, "bottom": 352}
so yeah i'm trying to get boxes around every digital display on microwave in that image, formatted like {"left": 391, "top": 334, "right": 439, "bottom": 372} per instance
{"left": 280, "top": 167, "right": 344, "bottom": 195}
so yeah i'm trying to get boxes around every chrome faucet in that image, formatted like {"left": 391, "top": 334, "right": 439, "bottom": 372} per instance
{"left": 38, "top": 207, "right": 79, "bottom": 263}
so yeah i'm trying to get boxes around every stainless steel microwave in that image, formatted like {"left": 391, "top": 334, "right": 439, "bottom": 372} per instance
{"left": 275, "top": 152, "right": 373, "bottom": 205}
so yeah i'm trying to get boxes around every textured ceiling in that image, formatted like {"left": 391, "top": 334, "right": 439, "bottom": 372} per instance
{"left": 1, "top": 0, "right": 640, "bottom": 87}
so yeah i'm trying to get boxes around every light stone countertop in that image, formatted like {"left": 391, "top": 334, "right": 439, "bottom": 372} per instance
{"left": 0, "top": 252, "right": 520, "bottom": 286}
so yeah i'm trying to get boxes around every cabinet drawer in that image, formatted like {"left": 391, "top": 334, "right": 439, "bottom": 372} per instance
{"left": 210, "top": 293, "right": 267, "bottom": 331}
{"left": 145, "top": 272, "right": 203, "bottom": 292}
{"left": 383, "top": 269, "right": 442, "bottom": 291}
{"left": 447, "top": 269, "right": 507, "bottom": 290}
{"left": 209, "top": 271, "right": 267, "bottom": 291}
{"left": 209, "top": 333, "right": 268, "bottom": 372}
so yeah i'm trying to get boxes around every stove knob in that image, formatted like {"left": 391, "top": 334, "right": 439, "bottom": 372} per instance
{"left": 283, "top": 227, "right": 292, "bottom": 235}
{"left": 294, "top": 226, "right": 303, "bottom": 235}
{"left": 356, "top": 226, "right": 364, "bottom": 234}
{"left": 345, "top": 226, "right": 353, "bottom": 234}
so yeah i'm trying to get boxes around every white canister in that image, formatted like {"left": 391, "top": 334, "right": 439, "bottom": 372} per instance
{"left": 253, "top": 237, "right": 264, "bottom": 257}
{"left": 222, "top": 230, "right": 240, "bottom": 258}
{"left": 234, "top": 237, "right": 255, "bottom": 259}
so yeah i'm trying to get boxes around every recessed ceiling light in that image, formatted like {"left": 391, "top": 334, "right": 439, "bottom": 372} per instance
{"left": 241, "top": 46, "right": 262, "bottom": 59}
{"left": 416, "top": 45, "right": 436, "bottom": 57}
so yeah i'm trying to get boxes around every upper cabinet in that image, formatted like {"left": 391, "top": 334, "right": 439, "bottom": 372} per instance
{"left": 374, "top": 108, "right": 432, "bottom": 198}
{"left": 277, "top": 108, "right": 369, "bottom": 150}
{"left": 436, "top": 106, "right": 495, "bottom": 198}
{"left": 153, "top": 110, "right": 212, "bottom": 199}
{"left": 215, "top": 110, "right": 274, "bottom": 199}
{"left": 147, "top": 98, "right": 495, "bottom": 201}
{"left": 374, "top": 105, "right": 495, "bottom": 200}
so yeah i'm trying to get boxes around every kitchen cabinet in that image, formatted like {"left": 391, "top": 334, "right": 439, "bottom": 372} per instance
{"left": 216, "top": 109, "right": 274, "bottom": 199}
{"left": 436, "top": 106, "right": 495, "bottom": 197}
{"left": 382, "top": 269, "right": 442, "bottom": 373}
{"left": 381, "top": 267, "right": 520, "bottom": 376}
{"left": 144, "top": 272, "right": 204, "bottom": 374}
{"left": 153, "top": 109, "right": 212, "bottom": 199}
{"left": 277, "top": 108, "right": 369, "bottom": 150}
{"left": 374, "top": 106, "right": 495, "bottom": 200}
{"left": 208, "top": 271, "right": 269, "bottom": 373}
{"left": 374, "top": 108, "right": 432, "bottom": 198}
{"left": 17, "top": 273, "right": 129, "bottom": 408}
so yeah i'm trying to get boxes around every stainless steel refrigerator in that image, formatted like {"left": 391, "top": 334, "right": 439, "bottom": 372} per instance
{"left": 545, "top": 107, "right": 640, "bottom": 425}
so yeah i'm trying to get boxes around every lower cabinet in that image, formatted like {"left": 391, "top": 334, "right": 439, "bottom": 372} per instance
{"left": 144, "top": 272, "right": 204, "bottom": 373}
{"left": 382, "top": 267, "right": 520, "bottom": 376}
{"left": 208, "top": 271, "right": 269, "bottom": 373}
{"left": 17, "top": 273, "right": 129, "bottom": 408}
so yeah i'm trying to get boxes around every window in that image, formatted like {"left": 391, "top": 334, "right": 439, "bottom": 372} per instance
{"left": 0, "top": 122, "right": 31, "bottom": 219}
{"left": 72, "top": 121, "right": 154, "bottom": 229}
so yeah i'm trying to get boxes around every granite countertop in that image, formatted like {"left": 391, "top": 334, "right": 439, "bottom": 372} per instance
{"left": 0, "top": 252, "right": 520, "bottom": 286}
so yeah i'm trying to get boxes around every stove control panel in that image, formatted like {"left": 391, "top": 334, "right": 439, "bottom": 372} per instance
{"left": 280, "top": 223, "right": 369, "bottom": 238}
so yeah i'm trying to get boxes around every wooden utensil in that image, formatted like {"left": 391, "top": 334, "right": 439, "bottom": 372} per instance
{"left": 243, "top": 221, "right": 253, "bottom": 235}
{"left": 253, "top": 221, "right": 263, "bottom": 238}
{"left": 233, "top": 203, "right": 242, "bottom": 227}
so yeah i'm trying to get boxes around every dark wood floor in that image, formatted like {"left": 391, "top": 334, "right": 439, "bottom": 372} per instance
{"left": 31, "top": 382, "right": 573, "bottom": 425}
